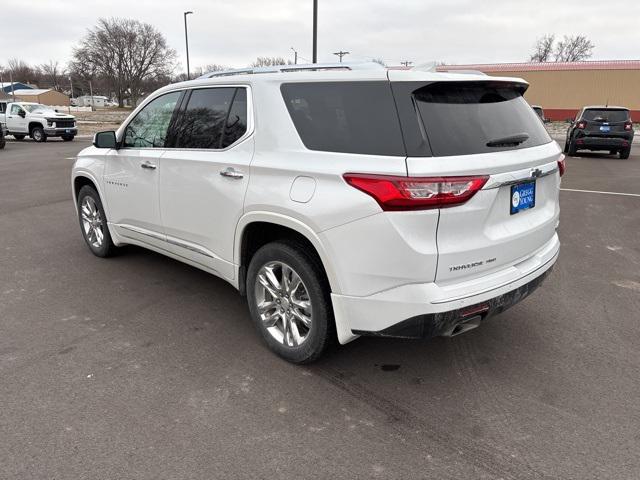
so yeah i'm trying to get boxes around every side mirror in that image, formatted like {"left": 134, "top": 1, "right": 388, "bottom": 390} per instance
{"left": 18, "top": 110, "right": 26, "bottom": 118}
{"left": 93, "top": 130, "right": 117, "bottom": 149}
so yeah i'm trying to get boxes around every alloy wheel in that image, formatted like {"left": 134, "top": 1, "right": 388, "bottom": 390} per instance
{"left": 254, "top": 261, "right": 313, "bottom": 347}
{"left": 81, "top": 196, "right": 104, "bottom": 249}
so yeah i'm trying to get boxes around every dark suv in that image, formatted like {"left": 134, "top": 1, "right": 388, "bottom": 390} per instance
{"left": 565, "top": 106, "right": 634, "bottom": 159}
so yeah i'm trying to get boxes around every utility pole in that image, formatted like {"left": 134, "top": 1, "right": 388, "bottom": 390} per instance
{"left": 184, "top": 11, "right": 194, "bottom": 79}
{"left": 291, "top": 47, "right": 298, "bottom": 65}
{"left": 400, "top": 61, "right": 413, "bottom": 67}
{"left": 69, "top": 76, "right": 74, "bottom": 99}
{"left": 9, "top": 70, "right": 15, "bottom": 101}
{"left": 89, "top": 80, "right": 94, "bottom": 112}
{"left": 333, "top": 51, "right": 349, "bottom": 63}
{"left": 312, "top": 0, "right": 318, "bottom": 63}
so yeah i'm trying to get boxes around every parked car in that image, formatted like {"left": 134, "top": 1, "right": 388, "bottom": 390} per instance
{"left": 564, "top": 106, "right": 634, "bottom": 159}
{"left": 532, "top": 105, "right": 549, "bottom": 123}
{"left": 0, "top": 122, "right": 5, "bottom": 149}
{"left": 72, "top": 63, "right": 563, "bottom": 363}
{"left": 0, "top": 101, "right": 77, "bottom": 142}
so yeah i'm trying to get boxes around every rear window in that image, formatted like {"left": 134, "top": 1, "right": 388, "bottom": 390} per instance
{"left": 393, "top": 81, "right": 551, "bottom": 157}
{"left": 281, "top": 82, "right": 405, "bottom": 156}
{"left": 582, "top": 109, "right": 629, "bottom": 123}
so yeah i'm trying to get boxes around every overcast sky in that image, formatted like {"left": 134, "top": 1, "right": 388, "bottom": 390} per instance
{"left": 1, "top": 0, "right": 639, "bottom": 71}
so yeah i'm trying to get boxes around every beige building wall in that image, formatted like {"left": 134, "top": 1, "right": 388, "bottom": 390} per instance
{"left": 485, "top": 70, "right": 640, "bottom": 111}
{"left": 15, "top": 90, "right": 70, "bottom": 106}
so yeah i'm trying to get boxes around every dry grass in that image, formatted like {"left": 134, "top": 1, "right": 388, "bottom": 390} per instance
{"left": 74, "top": 108, "right": 132, "bottom": 136}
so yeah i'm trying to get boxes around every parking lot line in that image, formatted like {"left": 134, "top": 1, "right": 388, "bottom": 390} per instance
{"left": 560, "top": 188, "right": 640, "bottom": 198}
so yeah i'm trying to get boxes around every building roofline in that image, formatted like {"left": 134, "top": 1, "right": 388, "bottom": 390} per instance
{"left": 436, "top": 60, "right": 640, "bottom": 72}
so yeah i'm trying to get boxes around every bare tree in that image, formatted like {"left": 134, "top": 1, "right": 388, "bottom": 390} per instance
{"left": 250, "top": 57, "right": 291, "bottom": 67}
{"left": 71, "top": 18, "right": 177, "bottom": 107}
{"left": 554, "top": 35, "right": 594, "bottom": 62}
{"left": 7, "top": 58, "right": 41, "bottom": 85}
{"left": 529, "top": 34, "right": 556, "bottom": 62}
{"left": 371, "top": 58, "right": 387, "bottom": 67}
{"left": 203, "top": 63, "right": 226, "bottom": 73}
{"left": 40, "top": 60, "right": 65, "bottom": 91}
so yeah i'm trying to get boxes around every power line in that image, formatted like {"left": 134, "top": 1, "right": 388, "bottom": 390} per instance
{"left": 333, "top": 50, "right": 350, "bottom": 62}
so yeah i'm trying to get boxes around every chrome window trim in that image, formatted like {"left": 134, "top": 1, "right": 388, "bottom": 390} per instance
{"left": 118, "top": 85, "right": 254, "bottom": 152}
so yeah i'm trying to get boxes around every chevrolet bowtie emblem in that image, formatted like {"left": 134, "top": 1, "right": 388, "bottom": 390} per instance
{"left": 530, "top": 168, "right": 543, "bottom": 178}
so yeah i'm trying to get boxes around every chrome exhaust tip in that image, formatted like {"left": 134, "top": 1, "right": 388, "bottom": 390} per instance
{"left": 442, "top": 315, "right": 482, "bottom": 337}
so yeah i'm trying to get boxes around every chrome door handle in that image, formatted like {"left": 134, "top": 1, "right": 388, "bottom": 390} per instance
{"left": 141, "top": 161, "right": 157, "bottom": 170}
{"left": 220, "top": 167, "right": 244, "bottom": 179}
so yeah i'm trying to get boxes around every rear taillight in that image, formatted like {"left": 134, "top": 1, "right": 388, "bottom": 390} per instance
{"left": 343, "top": 174, "right": 489, "bottom": 211}
{"left": 624, "top": 121, "right": 633, "bottom": 131}
{"left": 557, "top": 155, "right": 566, "bottom": 177}
{"left": 576, "top": 121, "right": 587, "bottom": 129}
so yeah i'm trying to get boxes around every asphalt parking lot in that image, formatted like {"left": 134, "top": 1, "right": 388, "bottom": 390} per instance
{"left": 1, "top": 138, "right": 639, "bottom": 479}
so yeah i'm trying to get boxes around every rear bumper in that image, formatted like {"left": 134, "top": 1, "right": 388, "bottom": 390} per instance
{"left": 576, "top": 135, "right": 632, "bottom": 149}
{"left": 353, "top": 266, "right": 553, "bottom": 339}
{"left": 331, "top": 233, "right": 559, "bottom": 343}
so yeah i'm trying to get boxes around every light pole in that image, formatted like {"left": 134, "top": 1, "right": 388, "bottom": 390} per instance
{"left": 184, "top": 11, "right": 193, "bottom": 80}
{"left": 312, "top": 0, "right": 318, "bottom": 63}
{"left": 291, "top": 47, "right": 298, "bottom": 65}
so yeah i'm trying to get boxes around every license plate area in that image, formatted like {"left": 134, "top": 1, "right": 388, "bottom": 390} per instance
{"left": 510, "top": 181, "right": 536, "bottom": 215}
{"left": 600, "top": 125, "right": 611, "bottom": 132}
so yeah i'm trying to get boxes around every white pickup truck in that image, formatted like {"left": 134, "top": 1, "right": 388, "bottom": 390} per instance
{"left": 0, "top": 101, "right": 77, "bottom": 142}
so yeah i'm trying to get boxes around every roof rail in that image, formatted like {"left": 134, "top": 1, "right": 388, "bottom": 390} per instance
{"left": 198, "top": 62, "right": 384, "bottom": 79}
{"left": 439, "top": 69, "right": 488, "bottom": 76}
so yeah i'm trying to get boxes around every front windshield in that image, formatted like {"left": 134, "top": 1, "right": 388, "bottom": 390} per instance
{"left": 22, "top": 104, "right": 48, "bottom": 113}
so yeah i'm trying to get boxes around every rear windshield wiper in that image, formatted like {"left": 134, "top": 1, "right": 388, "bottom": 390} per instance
{"left": 486, "top": 133, "right": 530, "bottom": 148}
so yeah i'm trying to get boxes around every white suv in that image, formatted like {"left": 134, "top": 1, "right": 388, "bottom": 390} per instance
{"left": 72, "top": 63, "right": 563, "bottom": 363}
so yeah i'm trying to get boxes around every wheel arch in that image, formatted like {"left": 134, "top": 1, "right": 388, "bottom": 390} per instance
{"left": 72, "top": 172, "right": 105, "bottom": 214}
{"left": 28, "top": 121, "right": 43, "bottom": 133}
{"left": 234, "top": 212, "right": 341, "bottom": 297}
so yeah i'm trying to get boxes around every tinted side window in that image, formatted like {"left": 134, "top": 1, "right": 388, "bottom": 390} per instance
{"left": 124, "top": 91, "right": 181, "bottom": 148}
{"left": 174, "top": 88, "right": 235, "bottom": 149}
{"left": 221, "top": 88, "right": 248, "bottom": 148}
{"left": 281, "top": 82, "right": 405, "bottom": 156}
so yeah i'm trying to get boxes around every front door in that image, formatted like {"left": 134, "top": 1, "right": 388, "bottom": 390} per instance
{"left": 7, "top": 104, "right": 27, "bottom": 133}
{"left": 103, "top": 90, "right": 182, "bottom": 249}
{"left": 159, "top": 87, "right": 253, "bottom": 280}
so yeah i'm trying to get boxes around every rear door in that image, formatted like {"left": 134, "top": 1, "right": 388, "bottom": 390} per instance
{"left": 158, "top": 86, "right": 253, "bottom": 280}
{"left": 390, "top": 76, "right": 561, "bottom": 283}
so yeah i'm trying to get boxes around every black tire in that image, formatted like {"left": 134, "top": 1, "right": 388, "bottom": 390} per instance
{"left": 568, "top": 140, "right": 577, "bottom": 157}
{"left": 62, "top": 135, "right": 75, "bottom": 142}
{"left": 619, "top": 147, "right": 631, "bottom": 160}
{"left": 0, "top": 133, "right": 5, "bottom": 149}
{"left": 246, "top": 240, "right": 334, "bottom": 363}
{"left": 31, "top": 126, "right": 47, "bottom": 143}
{"left": 13, "top": 134, "right": 25, "bottom": 141}
{"left": 77, "top": 185, "right": 116, "bottom": 258}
